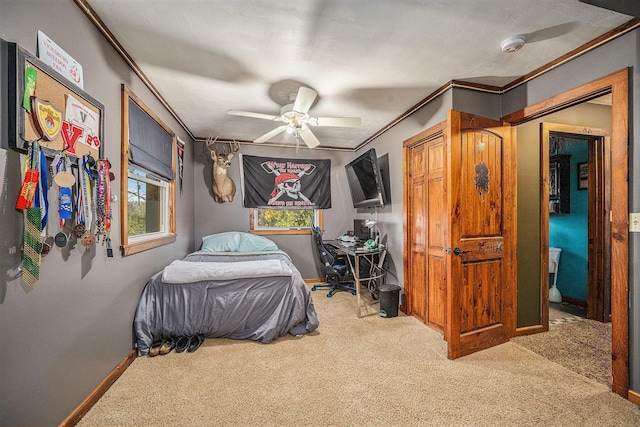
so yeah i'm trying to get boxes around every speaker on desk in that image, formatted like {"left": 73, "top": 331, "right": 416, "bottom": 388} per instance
{"left": 378, "top": 284, "right": 401, "bottom": 318}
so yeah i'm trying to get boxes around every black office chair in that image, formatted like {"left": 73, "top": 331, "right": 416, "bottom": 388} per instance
{"left": 310, "top": 223, "right": 356, "bottom": 298}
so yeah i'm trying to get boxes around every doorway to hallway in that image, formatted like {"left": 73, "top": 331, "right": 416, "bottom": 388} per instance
{"left": 506, "top": 68, "right": 628, "bottom": 397}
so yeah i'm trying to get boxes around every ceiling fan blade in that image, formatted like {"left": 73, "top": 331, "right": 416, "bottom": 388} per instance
{"left": 227, "top": 110, "right": 281, "bottom": 121}
{"left": 254, "top": 126, "right": 287, "bottom": 143}
{"left": 313, "top": 117, "right": 362, "bottom": 127}
{"left": 298, "top": 127, "right": 320, "bottom": 148}
{"left": 292, "top": 87, "right": 317, "bottom": 114}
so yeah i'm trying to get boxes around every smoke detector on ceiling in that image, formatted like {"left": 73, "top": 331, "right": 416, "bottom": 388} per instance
{"left": 500, "top": 35, "right": 525, "bottom": 53}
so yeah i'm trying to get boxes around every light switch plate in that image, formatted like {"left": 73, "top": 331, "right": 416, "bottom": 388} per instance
{"left": 630, "top": 213, "right": 640, "bottom": 233}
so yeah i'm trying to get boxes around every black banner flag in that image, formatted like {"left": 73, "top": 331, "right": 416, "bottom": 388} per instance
{"left": 241, "top": 155, "right": 331, "bottom": 209}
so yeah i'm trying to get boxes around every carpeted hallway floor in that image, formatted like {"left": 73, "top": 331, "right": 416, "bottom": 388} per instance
{"left": 78, "top": 287, "right": 639, "bottom": 426}
{"left": 513, "top": 302, "right": 612, "bottom": 388}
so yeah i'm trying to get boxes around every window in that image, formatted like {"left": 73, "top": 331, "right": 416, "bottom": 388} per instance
{"left": 250, "top": 209, "right": 322, "bottom": 235}
{"left": 121, "top": 85, "right": 176, "bottom": 255}
{"left": 127, "top": 166, "right": 169, "bottom": 237}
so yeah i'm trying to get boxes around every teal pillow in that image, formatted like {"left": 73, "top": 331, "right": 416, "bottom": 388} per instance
{"left": 200, "top": 232, "right": 278, "bottom": 252}
{"left": 238, "top": 233, "right": 279, "bottom": 252}
{"left": 201, "top": 232, "right": 242, "bottom": 252}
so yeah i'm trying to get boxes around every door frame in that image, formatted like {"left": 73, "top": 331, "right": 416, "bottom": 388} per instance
{"left": 540, "top": 124, "right": 610, "bottom": 329}
{"left": 502, "top": 68, "right": 629, "bottom": 397}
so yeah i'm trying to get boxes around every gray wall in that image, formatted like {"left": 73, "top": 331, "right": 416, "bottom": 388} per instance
{"left": 354, "top": 90, "right": 454, "bottom": 296}
{"left": 0, "top": 1, "right": 196, "bottom": 425}
{"left": 193, "top": 142, "right": 356, "bottom": 279}
{"left": 193, "top": 91, "right": 454, "bottom": 294}
{"left": 1, "top": 1, "right": 639, "bottom": 425}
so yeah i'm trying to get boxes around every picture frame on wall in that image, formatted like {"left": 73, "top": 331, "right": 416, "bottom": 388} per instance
{"left": 4, "top": 40, "right": 104, "bottom": 160}
{"left": 578, "top": 161, "right": 588, "bottom": 190}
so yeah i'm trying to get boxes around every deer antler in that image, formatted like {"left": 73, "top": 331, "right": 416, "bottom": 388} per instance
{"left": 228, "top": 140, "right": 240, "bottom": 154}
{"left": 205, "top": 135, "right": 240, "bottom": 156}
{"left": 205, "top": 134, "right": 218, "bottom": 152}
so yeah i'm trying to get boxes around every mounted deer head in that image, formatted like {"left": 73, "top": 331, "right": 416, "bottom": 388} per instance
{"left": 205, "top": 135, "right": 240, "bottom": 203}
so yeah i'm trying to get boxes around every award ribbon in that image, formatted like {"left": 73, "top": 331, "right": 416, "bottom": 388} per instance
{"left": 96, "top": 160, "right": 113, "bottom": 257}
{"left": 23, "top": 208, "right": 44, "bottom": 286}
{"left": 79, "top": 155, "right": 97, "bottom": 249}
{"left": 73, "top": 167, "right": 86, "bottom": 238}
{"left": 54, "top": 152, "right": 73, "bottom": 248}
{"left": 79, "top": 155, "right": 94, "bottom": 232}
{"left": 23, "top": 66, "right": 37, "bottom": 112}
{"left": 57, "top": 154, "right": 73, "bottom": 220}
{"left": 16, "top": 142, "right": 40, "bottom": 210}
{"left": 34, "top": 147, "right": 49, "bottom": 229}
{"left": 18, "top": 141, "right": 46, "bottom": 286}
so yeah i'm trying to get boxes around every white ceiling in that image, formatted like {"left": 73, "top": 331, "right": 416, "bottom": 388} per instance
{"left": 80, "top": 0, "right": 633, "bottom": 150}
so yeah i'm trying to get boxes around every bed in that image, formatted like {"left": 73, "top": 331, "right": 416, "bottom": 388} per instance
{"left": 134, "top": 232, "right": 319, "bottom": 355}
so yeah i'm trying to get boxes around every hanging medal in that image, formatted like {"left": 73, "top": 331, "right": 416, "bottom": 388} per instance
{"left": 72, "top": 166, "right": 85, "bottom": 239}
{"left": 104, "top": 159, "right": 115, "bottom": 257}
{"left": 41, "top": 236, "right": 53, "bottom": 256}
{"left": 96, "top": 159, "right": 114, "bottom": 257}
{"left": 54, "top": 152, "right": 76, "bottom": 188}
{"left": 79, "top": 154, "right": 97, "bottom": 249}
{"left": 80, "top": 231, "right": 96, "bottom": 248}
{"left": 51, "top": 152, "right": 64, "bottom": 248}
{"left": 36, "top": 145, "right": 52, "bottom": 258}
{"left": 52, "top": 151, "right": 74, "bottom": 248}
{"left": 54, "top": 229, "right": 68, "bottom": 248}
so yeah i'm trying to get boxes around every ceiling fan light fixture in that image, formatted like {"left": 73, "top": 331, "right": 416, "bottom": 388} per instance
{"left": 500, "top": 35, "right": 525, "bottom": 53}
{"left": 228, "top": 85, "right": 360, "bottom": 148}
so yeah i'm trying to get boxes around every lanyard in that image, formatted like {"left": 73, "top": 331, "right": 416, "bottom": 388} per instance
{"left": 16, "top": 141, "right": 41, "bottom": 210}
{"left": 79, "top": 155, "right": 94, "bottom": 232}
{"left": 96, "top": 159, "right": 113, "bottom": 257}
{"left": 54, "top": 152, "right": 73, "bottom": 228}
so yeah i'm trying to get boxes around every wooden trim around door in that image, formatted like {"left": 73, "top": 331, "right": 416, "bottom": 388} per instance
{"left": 504, "top": 68, "right": 629, "bottom": 398}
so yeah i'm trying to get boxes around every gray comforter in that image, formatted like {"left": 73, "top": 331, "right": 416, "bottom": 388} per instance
{"left": 134, "top": 251, "right": 319, "bottom": 355}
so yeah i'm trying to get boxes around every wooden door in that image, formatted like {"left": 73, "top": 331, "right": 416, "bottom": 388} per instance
{"left": 425, "top": 138, "right": 447, "bottom": 333}
{"left": 587, "top": 135, "right": 611, "bottom": 322}
{"left": 406, "top": 142, "right": 428, "bottom": 323}
{"left": 404, "top": 123, "right": 447, "bottom": 333}
{"left": 445, "top": 110, "right": 516, "bottom": 359}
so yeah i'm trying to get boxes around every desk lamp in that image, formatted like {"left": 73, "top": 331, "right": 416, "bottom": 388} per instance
{"left": 365, "top": 220, "right": 379, "bottom": 246}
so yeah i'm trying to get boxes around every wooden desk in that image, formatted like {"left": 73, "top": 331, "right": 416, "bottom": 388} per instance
{"left": 325, "top": 240, "right": 387, "bottom": 318}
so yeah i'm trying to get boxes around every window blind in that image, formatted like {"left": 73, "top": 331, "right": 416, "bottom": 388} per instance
{"left": 128, "top": 98, "right": 174, "bottom": 180}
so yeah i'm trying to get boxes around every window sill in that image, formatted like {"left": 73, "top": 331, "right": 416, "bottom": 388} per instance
{"left": 250, "top": 229, "right": 311, "bottom": 236}
{"left": 121, "top": 233, "right": 176, "bottom": 256}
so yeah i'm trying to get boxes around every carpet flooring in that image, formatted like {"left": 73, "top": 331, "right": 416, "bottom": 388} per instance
{"left": 513, "top": 303, "right": 612, "bottom": 388}
{"left": 78, "top": 287, "right": 639, "bottom": 426}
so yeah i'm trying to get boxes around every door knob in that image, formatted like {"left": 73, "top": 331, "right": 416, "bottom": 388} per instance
{"left": 453, "top": 247, "right": 470, "bottom": 255}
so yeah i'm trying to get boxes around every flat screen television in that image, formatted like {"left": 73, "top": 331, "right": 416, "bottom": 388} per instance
{"left": 345, "top": 148, "right": 387, "bottom": 209}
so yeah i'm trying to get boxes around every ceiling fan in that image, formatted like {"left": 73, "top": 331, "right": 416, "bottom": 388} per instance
{"left": 227, "top": 86, "right": 361, "bottom": 148}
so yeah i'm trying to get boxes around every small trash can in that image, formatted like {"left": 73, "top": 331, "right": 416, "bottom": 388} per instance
{"left": 379, "top": 284, "right": 401, "bottom": 318}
